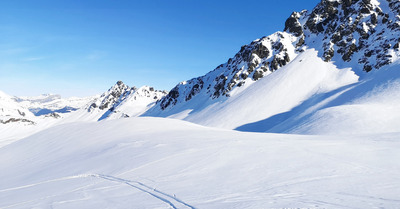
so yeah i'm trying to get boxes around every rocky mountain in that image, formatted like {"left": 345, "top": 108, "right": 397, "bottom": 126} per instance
{"left": 77, "top": 81, "right": 167, "bottom": 121}
{"left": 88, "top": 81, "right": 132, "bottom": 112}
{"left": 144, "top": 0, "right": 400, "bottom": 134}
{"left": 155, "top": 0, "right": 400, "bottom": 111}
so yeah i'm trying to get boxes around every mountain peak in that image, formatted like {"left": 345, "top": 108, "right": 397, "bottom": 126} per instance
{"left": 90, "top": 81, "right": 133, "bottom": 111}
{"left": 86, "top": 81, "right": 167, "bottom": 120}
{"left": 146, "top": 0, "right": 400, "bottom": 123}
{"left": 115, "top": 80, "right": 124, "bottom": 86}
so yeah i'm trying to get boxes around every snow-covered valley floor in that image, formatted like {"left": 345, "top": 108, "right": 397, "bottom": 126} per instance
{"left": 0, "top": 117, "right": 399, "bottom": 208}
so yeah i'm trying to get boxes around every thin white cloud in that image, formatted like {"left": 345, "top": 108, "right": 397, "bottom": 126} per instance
{"left": 22, "top": 57, "right": 46, "bottom": 62}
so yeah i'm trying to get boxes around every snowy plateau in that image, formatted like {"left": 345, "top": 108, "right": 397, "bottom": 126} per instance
{"left": 2, "top": 0, "right": 400, "bottom": 208}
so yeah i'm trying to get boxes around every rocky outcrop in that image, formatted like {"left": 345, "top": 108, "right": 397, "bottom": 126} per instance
{"left": 284, "top": 11, "right": 306, "bottom": 37}
{"left": 158, "top": 31, "right": 300, "bottom": 110}
{"left": 44, "top": 112, "right": 61, "bottom": 119}
{"left": 0, "top": 118, "right": 35, "bottom": 125}
{"left": 88, "top": 81, "right": 168, "bottom": 120}
{"left": 89, "top": 81, "right": 134, "bottom": 111}
{"left": 303, "top": 0, "right": 400, "bottom": 71}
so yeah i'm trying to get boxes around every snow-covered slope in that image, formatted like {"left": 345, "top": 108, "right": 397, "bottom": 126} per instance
{"left": 0, "top": 117, "right": 399, "bottom": 208}
{"left": 0, "top": 90, "right": 80, "bottom": 147}
{"left": 0, "top": 91, "right": 42, "bottom": 147}
{"left": 144, "top": 0, "right": 400, "bottom": 134}
{"left": 146, "top": 49, "right": 359, "bottom": 129}
{"left": 270, "top": 61, "right": 400, "bottom": 135}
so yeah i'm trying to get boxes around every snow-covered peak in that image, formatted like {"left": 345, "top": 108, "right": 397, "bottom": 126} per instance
{"left": 88, "top": 81, "right": 135, "bottom": 111}
{"left": 100, "top": 85, "right": 168, "bottom": 120}
{"left": 82, "top": 81, "right": 167, "bottom": 121}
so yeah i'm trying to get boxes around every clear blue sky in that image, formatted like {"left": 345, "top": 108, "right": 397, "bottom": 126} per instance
{"left": 0, "top": 0, "right": 318, "bottom": 97}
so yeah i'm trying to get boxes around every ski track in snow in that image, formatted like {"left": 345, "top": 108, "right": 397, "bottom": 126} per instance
{"left": 96, "top": 174, "right": 196, "bottom": 209}
{"left": 0, "top": 173, "right": 195, "bottom": 209}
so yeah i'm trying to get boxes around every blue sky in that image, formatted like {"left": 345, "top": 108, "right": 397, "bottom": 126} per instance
{"left": 0, "top": 0, "right": 318, "bottom": 97}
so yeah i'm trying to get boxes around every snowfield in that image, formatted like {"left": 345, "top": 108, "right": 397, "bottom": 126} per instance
{"left": 1, "top": 117, "right": 399, "bottom": 208}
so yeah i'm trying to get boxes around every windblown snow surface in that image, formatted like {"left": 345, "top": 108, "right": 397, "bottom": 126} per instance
{"left": 0, "top": 117, "right": 400, "bottom": 208}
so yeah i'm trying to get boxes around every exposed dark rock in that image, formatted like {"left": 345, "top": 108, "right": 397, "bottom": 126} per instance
{"left": 382, "top": 14, "right": 389, "bottom": 24}
{"left": 332, "top": 32, "right": 342, "bottom": 44}
{"left": 44, "top": 112, "right": 61, "bottom": 118}
{"left": 270, "top": 53, "right": 290, "bottom": 71}
{"left": 186, "top": 79, "right": 204, "bottom": 101}
{"left": 323, "top": 47, "right": 335, "bottom": 62}
{"left": 213, "top": 75, "right": 228, "bottom": 98}
{"left": 18, "top": 110, "right": 25, "bottom": 117}
{"left": 99, "top": 102, "right": 110, "bottom": 110}
{"left": 252, "top": 70, "right": 264, "bottom": 81}
{"left": 365, "top": 50, "right": 373, "bottom": 57}
{"left": 296, "top": 36, "right": 305, "bottom": 47}
{"left": 343, "top": 0, "right": 353, "bottom": 8}
{"left": 371, "top": 13, "right": 378, "bottom": 25}
{"left": 272, "top": 42, "right": 283, "bottom": 51}
{"left": 0, "top": 118, "right": 35, "bottom": 125}
{"left": 394, "top": 42, "right": 400, "bottom": 49}
{"left": 284, "top": 12, "right": 304, "bottom": 36}
{"left": 342, "top": 43, "right": 357, "bottom": 61}
{"left": 360, "top": 7, "right": 370, "bottom": 14}
{"left": 89, "top": 103, "right": 97, "bottom": 111}
{"left": 160, "top": 86, "right": 180, "bottom": 110}
{"left": 253, "top": 43, "right": 270, "bottom": 59}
